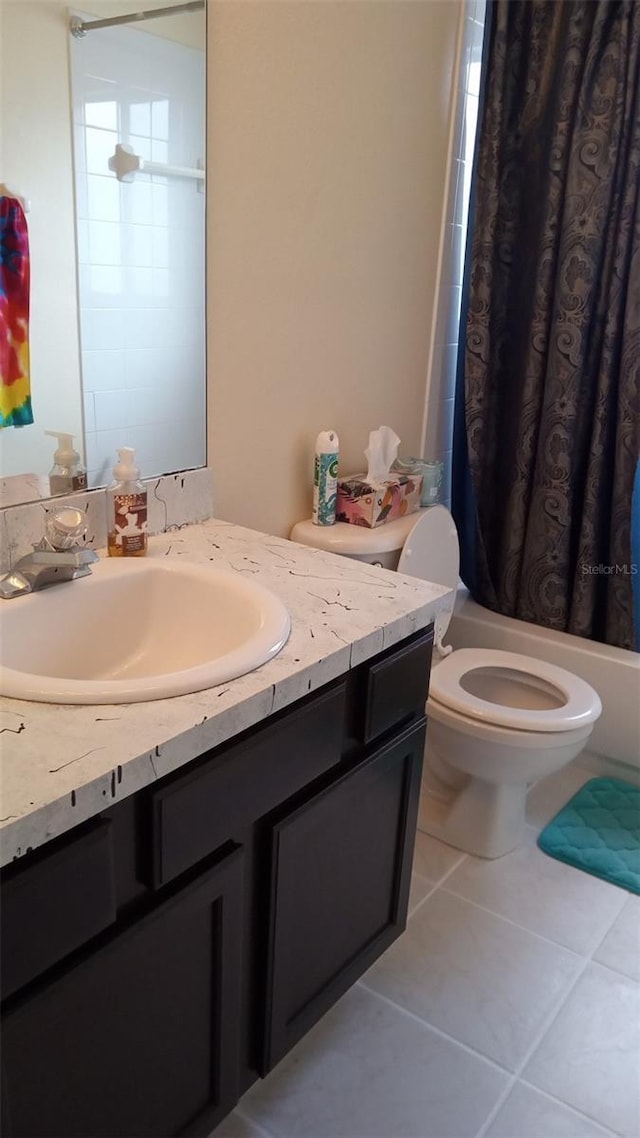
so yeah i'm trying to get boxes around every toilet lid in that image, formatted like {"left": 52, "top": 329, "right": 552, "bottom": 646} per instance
{"left": 429, "top": 648, "right": 602, "bottom": 732}
{"left": 397, "top": 506, "right": 459, "bottom": 642}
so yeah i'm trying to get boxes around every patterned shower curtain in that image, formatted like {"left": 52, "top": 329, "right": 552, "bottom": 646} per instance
{"left": 452, "top": 0, "right": 640, "bottom": 651}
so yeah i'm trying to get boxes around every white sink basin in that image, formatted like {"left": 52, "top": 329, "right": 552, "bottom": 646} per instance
{"left": 0, "top": 558, "right": 290, "bottom": 704}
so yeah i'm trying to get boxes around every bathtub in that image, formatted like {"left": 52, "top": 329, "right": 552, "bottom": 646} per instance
{"left": 447, "top": 586, "right": 640, "bottom": 771}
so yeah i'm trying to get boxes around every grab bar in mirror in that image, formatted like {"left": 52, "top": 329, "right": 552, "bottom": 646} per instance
{"left": 70, "top": 3, "right": 205, "bottom": 39}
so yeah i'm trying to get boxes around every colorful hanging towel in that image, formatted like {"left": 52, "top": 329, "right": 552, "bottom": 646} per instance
{"left": 0, "top": 195, "right": 33, "bottom": 428}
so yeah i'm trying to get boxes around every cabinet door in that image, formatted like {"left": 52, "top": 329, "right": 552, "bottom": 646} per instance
{"left": 2, "top": 847, "right": 244, "bottom": 1138}
{"left": 262, "top": 718, "right": 426, "bottom": 1071}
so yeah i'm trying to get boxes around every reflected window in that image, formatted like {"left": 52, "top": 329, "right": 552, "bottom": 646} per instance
{"left": 85, "top": 99, "right": 118, "bottom": 131}
{"left": 129, "top": 99, "right": 152, "bottom": 137}
{"left": 152, "top": 98, "right": 170, "bottom": 141}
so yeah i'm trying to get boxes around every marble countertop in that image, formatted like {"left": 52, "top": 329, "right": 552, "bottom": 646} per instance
{"left": 0, "top": 518, "right": 450, "bottom": 867}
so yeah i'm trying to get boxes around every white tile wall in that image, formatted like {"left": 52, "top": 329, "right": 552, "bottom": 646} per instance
{"left": 423, "top": 1, "right": 486, "bottom": 503}
{"left": 70, "top": 22, "right": 206, "bottom": 487}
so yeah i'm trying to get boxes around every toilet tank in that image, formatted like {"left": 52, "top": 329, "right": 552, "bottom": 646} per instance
{"left": 289, "top": 513, "right": 427, "bottom": 571}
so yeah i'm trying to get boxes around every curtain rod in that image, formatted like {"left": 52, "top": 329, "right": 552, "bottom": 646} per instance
{"left": 70, "top": 2, "right": 204, "bottom": 38}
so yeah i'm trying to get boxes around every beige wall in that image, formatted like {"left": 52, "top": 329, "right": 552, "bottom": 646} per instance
{"left": 208, "top": 0, "right": 461, "bottom": 537}
{"left": 0, "top": 1, "right": 84, "bottom": 475}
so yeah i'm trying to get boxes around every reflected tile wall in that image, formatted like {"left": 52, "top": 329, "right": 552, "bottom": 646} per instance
{"left": 70, "top": 22, "right": 206, "bottom": 489}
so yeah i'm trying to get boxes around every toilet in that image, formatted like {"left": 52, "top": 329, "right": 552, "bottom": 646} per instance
{"left": 290, "top": 507, "right": 602, "bottom": 858}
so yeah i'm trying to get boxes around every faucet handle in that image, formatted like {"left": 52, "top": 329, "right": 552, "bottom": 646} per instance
{"left": 45, "top": 507, "right": 87, "bottom": 551}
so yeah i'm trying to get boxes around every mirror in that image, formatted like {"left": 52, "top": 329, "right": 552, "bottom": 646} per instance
{"left": 0, "top": 0, "right": 206, "bottom": 505}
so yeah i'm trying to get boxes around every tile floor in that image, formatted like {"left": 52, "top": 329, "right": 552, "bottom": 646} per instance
{"left": 212, "top": 763, "right": 640, "bottom": 1138}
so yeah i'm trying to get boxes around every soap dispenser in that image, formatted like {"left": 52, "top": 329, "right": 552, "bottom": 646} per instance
{"left": 45, "top": 431, "right": 88, "bottom": 495}
{"left": 107, "top": 447, "right": 148, "bottom": 557}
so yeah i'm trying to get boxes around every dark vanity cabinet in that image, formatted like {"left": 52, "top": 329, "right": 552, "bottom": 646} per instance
{"left": 1, "top": 627, "right": 433, "bottom": 1138}
{"left": 2, "top": 848, "right": 244, "bottom": 1138}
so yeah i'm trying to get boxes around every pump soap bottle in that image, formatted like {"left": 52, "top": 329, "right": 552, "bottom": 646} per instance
{"left": 45, "top": 432, "right": 88, "bottom": 494}
{"left": 107, "top": 448, "right": 148, "bottom": 557}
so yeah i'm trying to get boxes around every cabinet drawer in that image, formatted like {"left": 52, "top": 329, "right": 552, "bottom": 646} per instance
{"left": 151, "top": 682, "right": 346, "bottom": 887}
{"left": 362, "top": 628, "right": 433, "bottom": 744}
{"left": 1, "top": 819, "right": 116, "bottom": 1000}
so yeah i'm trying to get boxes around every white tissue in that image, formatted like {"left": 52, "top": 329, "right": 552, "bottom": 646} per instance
{"left": 365, "top": 426, "right": 401, "bottom": 484}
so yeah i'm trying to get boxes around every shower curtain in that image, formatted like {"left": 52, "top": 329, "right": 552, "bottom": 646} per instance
{"left": 452, "top": 0, "right": 640, "bottom": 651}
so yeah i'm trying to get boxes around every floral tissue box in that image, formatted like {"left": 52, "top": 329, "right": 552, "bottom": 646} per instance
{"left": 336, "top": 472, "right": 423, "bottom": 528}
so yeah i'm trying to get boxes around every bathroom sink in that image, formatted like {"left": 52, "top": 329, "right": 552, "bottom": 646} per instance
{"left": 0, "top": 558, "right": 291, "bottom": 704}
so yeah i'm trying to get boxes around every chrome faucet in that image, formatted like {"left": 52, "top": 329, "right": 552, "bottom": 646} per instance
{"left": 0, "top": 508, "right": 99, "bottom": 599}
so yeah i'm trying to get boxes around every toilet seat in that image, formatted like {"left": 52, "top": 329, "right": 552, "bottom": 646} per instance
{"left": 429, "top": 648, "right": 601, "bottom": 733}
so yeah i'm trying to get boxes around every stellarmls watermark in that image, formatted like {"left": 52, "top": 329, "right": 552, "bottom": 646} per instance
{"left": 580, "top": 563, "right": 638, "bottom": 575}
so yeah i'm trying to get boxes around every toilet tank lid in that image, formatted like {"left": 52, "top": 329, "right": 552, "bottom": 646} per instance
{"left": 289, "top": 513, "right": 428, "bottom": 555}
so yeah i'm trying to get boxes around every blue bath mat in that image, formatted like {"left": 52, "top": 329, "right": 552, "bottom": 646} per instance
{"left": 537, "top": 778, "right": 640, "bottom": 895}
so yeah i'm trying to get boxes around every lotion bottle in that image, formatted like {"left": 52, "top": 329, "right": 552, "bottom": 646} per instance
{"left": 312, "top": 430, "right": 339, "bottom": 525}
{"left": 45, "top": 431, "right": 88, "bottom": 495}
{"left": 107, "top": 447, "right": 148, "bottom": 557}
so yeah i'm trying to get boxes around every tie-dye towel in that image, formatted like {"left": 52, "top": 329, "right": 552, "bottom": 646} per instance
{"left": 0, "top": 195, "right": 33, "bottom": 427}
